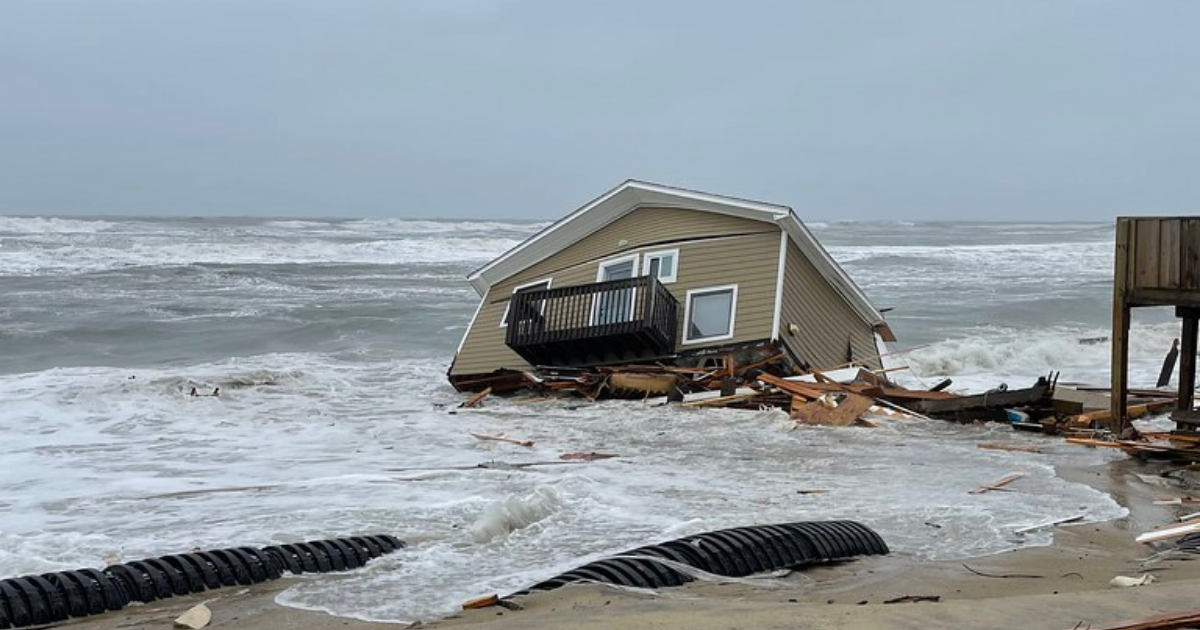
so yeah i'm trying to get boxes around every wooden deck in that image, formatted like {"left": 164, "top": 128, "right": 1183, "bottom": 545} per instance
{"left": 1112, "top": 217, "right": 1200, "bottom": 430}
{"left": 505, "top": 276, "right": 678, "bottom": 368}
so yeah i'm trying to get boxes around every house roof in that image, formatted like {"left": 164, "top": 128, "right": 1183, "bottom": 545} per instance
{"left": 468, "top": 180, "right": 891, "bottom": 336}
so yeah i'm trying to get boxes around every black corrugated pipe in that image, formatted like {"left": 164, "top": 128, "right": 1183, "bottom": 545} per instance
{"left": 0, "top": 535, "right": 404, "bottom": 629}
{"left": 523, "top": 520, "right": 886, "bottom": 593}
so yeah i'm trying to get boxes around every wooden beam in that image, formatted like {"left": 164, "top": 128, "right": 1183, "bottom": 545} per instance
{"left": 1179, "top": 311, "right": 1198, "bottom": 419}
{"left": 1062, "top": 609, "right": 1200, "bottom": 630}
{"left": 1112, "top": 218, "right": 1132, "bottom": 432}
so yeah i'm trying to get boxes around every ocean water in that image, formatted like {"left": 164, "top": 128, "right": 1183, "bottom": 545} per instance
{"left": 0, "top": 216, "right": 1174, "bottom": 623}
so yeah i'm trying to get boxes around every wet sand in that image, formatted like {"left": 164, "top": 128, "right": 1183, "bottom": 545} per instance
{"left": 61, "top": 458, "right": 1200, "bottom": 630}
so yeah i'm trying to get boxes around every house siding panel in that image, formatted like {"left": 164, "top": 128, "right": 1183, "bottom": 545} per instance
{"left": 450, "top": 207, "right": 780, "bottom": 376}
{"left": 778, "top": 240, "right": 881, "bottom": 370}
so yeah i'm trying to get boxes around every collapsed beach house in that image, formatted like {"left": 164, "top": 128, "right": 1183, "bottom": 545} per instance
{"left": 448, "top": 180, "right": 895, "bottom": 394}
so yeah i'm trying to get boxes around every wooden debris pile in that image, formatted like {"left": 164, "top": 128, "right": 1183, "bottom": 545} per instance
{"left": 454, "top": 342, "right": 1073, "bottom": 430}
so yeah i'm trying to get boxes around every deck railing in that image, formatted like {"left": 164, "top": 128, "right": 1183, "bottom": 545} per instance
{"left": 505, "top": 276, "right": 678, "bottom": 362}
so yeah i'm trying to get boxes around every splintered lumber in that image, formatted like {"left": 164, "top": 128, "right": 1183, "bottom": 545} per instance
{"left": 1066, "top": 437, "right": 1127, "bottom": 449}
{"left": 471, "top": 432, "right": 533, "bottom": 447}
{"left": 1061, "top": 610, "right": 1200, "bottom": 630}
{"left": 969, "top": 472, "right": 1025, "bottom": 494}
{"left": 1067, "top": 437, "right": 1200, "bottom": 460}
{"left": 559, "top": 452, "right": 619, "bottom": 461}
{"left": 734, "top": 352, "right": 785, "bottom": 376}
{"left": 1143, "top": 432, "right": 1200, "bottom": 443}
{"left": 1154, "top": 496, "right": 1200, "bottom": 505}
{"left": 977, "top": 443, "right": 1044, "bottom": 454}
{"left": 911, "top": 377, "right": 1055, "bottom": 415}
{"left": 608, "top": 371, "right": 679, "bottom": 395}
{"left": 758, "top": 373, "right": 824, "bottom": 400}
{"left": 460, "top": 387, "right": 493, "bottom": 408}
{"left": 1136, "top": 516, "right": 1200, "bottom": 544}
{"left": 1066, "top": 400, "right": 1175, "bottom": 428}
{"left": 1013, "top": 514, "right": 1084, "bottom": 534}
{"left": 791, "top": 392, "right": 876, "bottom": 427}
{"left": 682, "top": 392, "right": 761, "bottom": 408}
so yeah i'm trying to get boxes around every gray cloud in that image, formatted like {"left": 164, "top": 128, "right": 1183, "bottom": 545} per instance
{"left": 1, "top": 0, "right": 1196, "bottom": 220}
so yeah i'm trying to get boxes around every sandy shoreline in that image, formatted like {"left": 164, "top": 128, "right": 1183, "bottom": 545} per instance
{"left": 58, "top": 458, "right": 1200, "bottom": 630}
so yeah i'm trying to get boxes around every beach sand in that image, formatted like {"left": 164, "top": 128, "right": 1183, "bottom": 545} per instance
{"left": 60, "top": 458, "right": 1200, "bottom": 630}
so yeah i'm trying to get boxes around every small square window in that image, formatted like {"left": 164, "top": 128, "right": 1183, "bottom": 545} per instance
{"left": 684, "top": 285, "right": 737, "bottom": 343}
{"left": 643, "top": 249, "right": 678, "bottom": 284}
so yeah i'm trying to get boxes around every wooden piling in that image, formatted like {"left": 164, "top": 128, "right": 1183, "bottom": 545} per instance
{"left": 1111, "top": 219, "right": 1131, "bottom": 433}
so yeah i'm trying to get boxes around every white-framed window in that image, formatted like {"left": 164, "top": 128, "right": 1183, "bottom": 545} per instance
{"left": 643, "top": 248, "right": 679, "bottom": 284}
{"left": 595, "top": 254, "right": 639, "bottom": 283}
{"left": 682, "top": 284, "right": 738, "bottom": 344}
{"left": 500, "top": 277, "right": 552, "bottom": 327}
{"left": 592, "top": 254, "right": 639, "bottom": 325}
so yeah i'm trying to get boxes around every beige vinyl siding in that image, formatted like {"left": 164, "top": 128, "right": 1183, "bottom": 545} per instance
{"left": 778, "top": 240, "right": 881, "bottom": 370}
{"left": 450, "top": 207, "right": 780, "bottom": 376}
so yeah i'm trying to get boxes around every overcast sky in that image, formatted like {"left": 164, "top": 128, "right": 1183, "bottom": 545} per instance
{"left": 1, "top": 1, "right": 1196, "bottom": 220}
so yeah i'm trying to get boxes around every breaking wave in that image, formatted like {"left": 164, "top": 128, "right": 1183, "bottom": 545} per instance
{"left": 899, "top": 322, "right": 1181, "bottom": 388}
{"left": 467, "top": 486, "right": 564, "bottom": 544}
{"left": 0, "top": 216, "right": 116, "bottom": 234}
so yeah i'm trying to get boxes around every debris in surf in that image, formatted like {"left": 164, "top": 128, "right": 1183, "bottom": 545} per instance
{"left": 460, "top": 387, "right": 492, "bottom": 409}
{"left": 471, "top": 432, "right": 534, "bottom": 447}
{"left": 559, "top": 452, "right": 619, "bottom": 461}
{"left": 969, "top": 473, "right": 1026, "bottom": 495}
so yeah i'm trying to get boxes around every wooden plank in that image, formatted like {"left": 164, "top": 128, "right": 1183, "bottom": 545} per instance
{"left": 460, "top": 387, "right": 493, "bottom": 408}
{"left": 682, "top": 393, "right": 760, "bottom": 408}
{"left": 1067, "top": 400, "right": 1175, "bottom": 428}
{"left": 1160, "top": 219, "right": 1181, "bottom": 288}
{"left": 1112, "top": 218, "right": 1132, "bottom": 432}
{"left": 1134, "top": 218, "right": 1160, "bottom": 289}
{"left": 970, "top": 472, "right": 1025, "bottom": 495}
{"left": 1066, "top": 437, "right": 1128, "bottom": 449}
{"left": 1136, "top": 517, "right": 1200, "bottom": 544}
{"left": 1064, "top": 610, "right": 1200, "bottom": 630}
{"left": 758, "top": 373, "right": 823, "bottom": 399}
{"left": 1183, "top": 218, "right": 1200, "bottom": 290}
{"left": 977, "top": 443, "right": 1044, "bottom": 454}
{"left": 471, "top": 433, "right": 534, "bottom": 447}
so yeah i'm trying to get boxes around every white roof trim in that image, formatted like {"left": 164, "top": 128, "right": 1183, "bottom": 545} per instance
{"left": 775, "top": 212, "right": 888, "bottom": 332}
{"left": 467, "top": 179, "right": 889, "bottom": 333}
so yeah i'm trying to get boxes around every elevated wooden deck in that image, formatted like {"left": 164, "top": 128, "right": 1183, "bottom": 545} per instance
{"left": 505, "top": 276, "right": 679, "bottom": 368}
{"left": 1112, "top": 217, "right": 1200, "bottom": 430}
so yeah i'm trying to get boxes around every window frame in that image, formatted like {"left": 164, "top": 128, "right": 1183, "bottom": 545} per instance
{"left": 591, "top": 254, "right": 640, "bottom": 325}
{"left": 642, "top": 248, "right": 680, "bottom": 284}
{"left": 594, "top": 253, "right": 640, "bottom": 283}
{"left": 682, "top": 284, "right": 739, "bottom": 344}
{"left": 499, "top": 277, "right": 553, "bottom": 327}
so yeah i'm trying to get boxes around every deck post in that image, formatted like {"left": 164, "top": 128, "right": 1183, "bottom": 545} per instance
{"left": 1111, "top": 219, "right": 1131, "bottom": 433}
{"left": 1179, "top": 307, "right": 1199, "bottom": 417}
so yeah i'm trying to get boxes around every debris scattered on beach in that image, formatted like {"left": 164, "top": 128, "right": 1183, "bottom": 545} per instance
{"left": 174, "top": 603, "right": 212, "bottom": 629}
{"left": 1109, "top": 574, "right": 1157, "bottom": 588}
{"left": 882, "top": 595, "right": 941, "bottom": 604}
{"left": 1013, "top": 514, "right": 1085, "bottom": 535}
